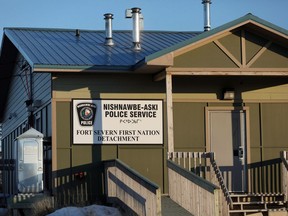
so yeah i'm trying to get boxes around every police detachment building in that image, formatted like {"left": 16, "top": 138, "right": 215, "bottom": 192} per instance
{"left": 0, "top": 6, "right": 288, "bottom": 215}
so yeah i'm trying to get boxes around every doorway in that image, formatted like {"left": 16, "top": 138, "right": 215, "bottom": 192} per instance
{"left": 207, "top": 108, "right": 248, "bottom": 192}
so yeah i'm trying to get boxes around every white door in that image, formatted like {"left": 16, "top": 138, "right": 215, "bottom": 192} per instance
{"left": 208, "top": 110, "right": 247, "bottom": 192}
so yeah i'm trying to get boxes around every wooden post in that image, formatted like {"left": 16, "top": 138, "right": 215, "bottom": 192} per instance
{"left": 166, "top": 73, "right": 174, "bottom": 153}
{"left": 281, "top": 151, "right": 288, "bottom": 202}
{"left": 214, "top": 188, "right": 220, "bottom": 216}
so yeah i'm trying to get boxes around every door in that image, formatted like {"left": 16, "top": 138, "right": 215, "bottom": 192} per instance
{"left": 208, "top": 109, "right": 247, "bottom": 192}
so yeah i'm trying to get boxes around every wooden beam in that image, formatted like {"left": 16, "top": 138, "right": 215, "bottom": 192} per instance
{"left": 214, "top": 40, "right": 242, "bottom": 68}
{"left": 241, "top": 30, "right": 247, "bottom": 67}
{"left": 146, "top": 53, "right": 174, "bottom": 66}
{"left": 153, "top": 70, "right": 166, "bottom": 82}
{"left": 166, "top": 67, "right": 288, "bottom": 76}
{"left": 246, "top": 41, "right": 272, "bottom": 67}
{"left": 166, "top": 73, "right": 174, "bottom": 152}
{"left": 168, "top": 71, "right": 288, "bottom": 76}
{"left": 174, "top": 24, "right": 247, "bottom": 57}
{"left": 249, "top": 20, "right": 288, "bottom": 40}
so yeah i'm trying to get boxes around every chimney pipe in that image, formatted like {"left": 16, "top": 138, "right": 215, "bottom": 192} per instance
{"left": 202, "top": 0, "right": 211, "bottom": 31}
{"left": 131, "top": 7, "right": 141, "bottom": 51}
{"left": 104, "top": 13, "right": 114, "bottom": 46}
{"left": 75, "top": 29, "right": 80, "bottom": 37}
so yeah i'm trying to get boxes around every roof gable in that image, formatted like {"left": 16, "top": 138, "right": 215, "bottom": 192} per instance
{"left": 145, "top": 14, "right": 288, "bottom": 69}
{"left": 173, "top": 28, "right": 288, "bottom": 69}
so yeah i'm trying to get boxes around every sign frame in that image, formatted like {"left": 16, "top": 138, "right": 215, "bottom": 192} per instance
{"left": 72, "top": 99, "right": 164, "bottom": 145}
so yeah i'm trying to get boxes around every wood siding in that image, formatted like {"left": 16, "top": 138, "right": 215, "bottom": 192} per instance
{"left": 2, "top": 54, "right": 30, "bottom": 137}
{"left": 2, "top": 54, "right": 51, "bottom": 138}
{"left": 33, "top": 72, "right": 51, "bottom": 103}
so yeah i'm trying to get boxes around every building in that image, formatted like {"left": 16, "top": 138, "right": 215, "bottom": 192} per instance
{"left": 0, "top": 9, "right": 287, "bottom": 215}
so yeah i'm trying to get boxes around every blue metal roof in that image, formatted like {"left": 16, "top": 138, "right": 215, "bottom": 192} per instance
{"left": 4, "top": 28, "right": 201, "bottom": 70}
{"left": 4, "top": 14, "right": 286, "bottom": 72}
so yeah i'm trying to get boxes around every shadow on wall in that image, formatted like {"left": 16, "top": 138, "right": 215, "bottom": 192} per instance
{"left": 52, "top": 161, "right": 105, "bottom": 208}
{"left": 172, "top": 76, "right": 288, "bottom": 101}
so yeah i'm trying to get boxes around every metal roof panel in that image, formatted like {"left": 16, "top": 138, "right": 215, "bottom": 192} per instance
{"left": 3, "top": 28, "right": 201, "bottom": 70}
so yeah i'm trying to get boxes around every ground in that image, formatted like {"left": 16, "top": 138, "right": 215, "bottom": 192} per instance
{"left": 47, "top": 205, "right": 121, "bottom": 216}
{"left": 0, "top": 205, "right": 121, "bottom": 216}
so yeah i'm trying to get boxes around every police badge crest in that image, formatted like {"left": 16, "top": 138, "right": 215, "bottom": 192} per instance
{"left": 76, "top": 103, "right": 97, "bottom": 126}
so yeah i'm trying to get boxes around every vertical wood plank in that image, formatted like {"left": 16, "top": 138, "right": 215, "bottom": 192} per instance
{"left": 166, "top": 73, "right": 174, "bottom": 152}
{"left": 188, "top": 152, "right": 192, "bottom": 172}
{"left": 241, "top": 30, "right": 246, "bottom": 67}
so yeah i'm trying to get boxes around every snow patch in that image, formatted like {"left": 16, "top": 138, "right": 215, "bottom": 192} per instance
{"left": 47, "top": 205, "right": 122, "bottom": 216}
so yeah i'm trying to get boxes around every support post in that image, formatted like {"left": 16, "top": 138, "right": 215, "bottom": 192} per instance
{"left": 166, "top": 73, "right": 174, "bottom": 152}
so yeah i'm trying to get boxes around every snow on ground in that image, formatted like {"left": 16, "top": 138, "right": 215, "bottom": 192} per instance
{"left": 47, "top": 205, "right": 122, "bottom": 216}
{"left": 0, "top": 205, "right": 121, "bottom": 216}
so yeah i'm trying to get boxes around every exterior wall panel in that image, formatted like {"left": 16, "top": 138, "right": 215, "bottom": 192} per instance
{"left": 245, "top": 31, "right": 268, "bottom": 63}
{"left": 55, "top": 102, "right": 71, "bottom": 170}
{"left": 2, "top": 54, "right": 29, "bottom": 137}
{"left": 251, "top": 43, "right": 288, "bottom": 68}
{"left": 261, "top": 103, "right": 288, "bottom": 149}
{"left": 52, "top": 73, "right": 166, "bottom": 99}
{"left": 100, "top": 145, "right": 118, "bottom": 160}
{"left": 246, "top": 103, "right": 261, "bottom": 148}
{"left": 174, "top": 42, "right": 238, "bottom": 68}
{"left": 118, "top": 146, "right": 163, "bottom": 190}
{"left": 218, "top": 31, "right": 242, "bottom": 63}
{"left": 173, "top": 102, "right": 206, "bottom": 151}
{"left": 56, "top": 102, "right": 71, "bottom": 149}
{"left": 72, "top": 146, "right": 92, "bottom": 167}
{"left": 2, "top": 55, "right": 51, "bottom": 138}
{"left": 242, "top": 83, "right": 288, "bottom": 100}
{"left": 33, "top": 72, "right": 51, "bottom": 102}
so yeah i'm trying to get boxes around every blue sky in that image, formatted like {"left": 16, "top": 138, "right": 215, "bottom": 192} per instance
{"left": 0, "top": 0, "right": 287, "bottom": 41}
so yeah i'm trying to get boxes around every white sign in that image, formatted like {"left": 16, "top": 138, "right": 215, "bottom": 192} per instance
{"left": 72, "top": 99, "right": 163, "bottom": 144}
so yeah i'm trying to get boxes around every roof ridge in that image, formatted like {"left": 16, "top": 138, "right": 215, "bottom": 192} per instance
{"left": 4, "top": 27, "right": 202, "bottom": 34}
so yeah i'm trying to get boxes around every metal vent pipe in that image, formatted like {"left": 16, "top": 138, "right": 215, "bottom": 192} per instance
{"left": 104, "top": 13, "right": 114, "bottom": 46}
{"left": 131, "top": 7, "right": 141, "bottom": 51}
{"left": 202, "top": 0, "right": 211, "bottom": 31}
